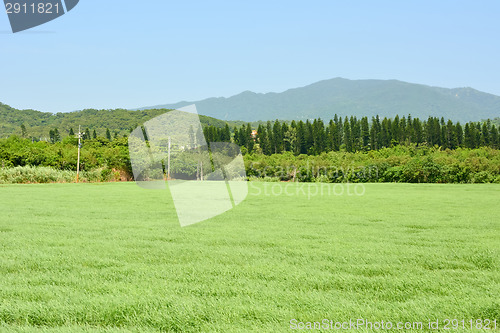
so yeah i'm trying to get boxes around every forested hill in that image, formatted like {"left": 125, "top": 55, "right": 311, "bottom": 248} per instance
{"left": 136, "top": 78, "right": 500, "bottom": 122}
{"left": 0, "top": 103, "right": 230, "bottom": 139}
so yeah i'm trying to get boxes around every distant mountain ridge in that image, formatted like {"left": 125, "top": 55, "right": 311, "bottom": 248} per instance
{"left": 136, "top": 78, "right": 500, "bottom": 122}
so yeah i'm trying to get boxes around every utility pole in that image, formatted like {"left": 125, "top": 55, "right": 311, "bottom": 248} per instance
{"left": 76, "top": 126, "right": 84, "bottom": 183}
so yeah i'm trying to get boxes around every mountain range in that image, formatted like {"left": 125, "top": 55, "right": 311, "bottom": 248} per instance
{"left": 136, "top": 78, "right": 500, "bottom": 122}
{"left": 2, "top": 78, "right": 500, "bottom": 139}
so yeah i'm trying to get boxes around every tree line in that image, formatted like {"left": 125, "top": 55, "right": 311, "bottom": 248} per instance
{"left": 2, "top": 113, "right": 500, "bottom": 184}
{"left": 47, "top": 127, "right": 120, "bottom": 143}
{"left": 17, "top": 112, "right": 499, "bottom": 157}
{"left": 201, "top": 115, "right": 499, "bottom": 155}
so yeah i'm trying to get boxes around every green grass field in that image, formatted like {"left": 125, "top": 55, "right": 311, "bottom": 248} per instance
{"left": 0, "top": 182, "right": 499, "bottom": 332}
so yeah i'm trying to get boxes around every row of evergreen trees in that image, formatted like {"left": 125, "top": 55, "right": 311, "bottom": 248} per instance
{"left": 207, "top": 115, "right": 499, "bottom": 155}
{"left": 45, "top": 127, "right": 118, "bottom": 143}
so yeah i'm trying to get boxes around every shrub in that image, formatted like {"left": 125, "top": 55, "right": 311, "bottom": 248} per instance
{"left": 471, "top": 171, "right": 495, "bottom": 184}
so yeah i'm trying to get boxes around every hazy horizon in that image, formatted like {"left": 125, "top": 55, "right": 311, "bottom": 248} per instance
{"left": 2, "top": 1, "right": 500, "bottom": 113}
{"left": 3, "top": 77, "right": 500, "bottom": 114}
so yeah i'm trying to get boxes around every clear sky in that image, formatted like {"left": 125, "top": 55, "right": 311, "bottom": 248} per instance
{"left": 1, "top": 0, "right": 500, "bottom": 113}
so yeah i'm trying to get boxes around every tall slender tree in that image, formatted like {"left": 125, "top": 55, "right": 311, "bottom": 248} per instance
{"left": 343, "top": 117, "right": 352, "bottom": 152}
{"left": 361, "top": 117, "right": 370, "bottom": 149}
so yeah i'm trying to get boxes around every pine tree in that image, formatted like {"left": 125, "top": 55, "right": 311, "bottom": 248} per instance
{"left": 49, "top": 128, "right": 60, "bottom": 143}
{"left": 490, "top": 125, "right": 498, "bottom": 149}
{"left": 386, "top": 118, "right": 393, "bottom": 146}
{"left": 333, "top": 117, "right": 341, "bottom": 151}
{"left": 370, "top": 117, "right": 378, "bottom": 150}
{"left": 238, "top": 125, "right": 248, "bottom": 148}
{"left": 282, "top": 122, "right": 290, "bottom": 151}
{"left": 289, "top": 121, "right": 299, "bottom": 154}
{"left": 413, "top": 118, "right": 423, "bottom": 145}
{"left": 106, "top": 128, "right": 112, "bottom": 141}
{"left": 296, "top": 121, "right": 306, "bottom": 154}
{"left": 481, "top": 122, "right": 490, "bottom": 146}
{"left": 20, "top": 124, "right": 27, "bottom": 138}
{"left": 203, "top": 126, "right": 210, "bottom": 143}
{"left": 246, "top": 124, "right": 254, "bottom": 153}
{"left": 440, "top": 117, "right": 446, "bottom": 146}
{"left": 223, "top": 124, "right": 231, "bottom": 142}
{"left": 92, "top": 129, "right": 97, "bottom": 139}
{"left": 400, "top": 116, "right": 407, "bottom": 143}
{"left": 343, "top": 117, "right": 352, "bottom": 152}
{"left": 266, "top": 121, "right": 274, "bottom": 154}
{"left": 425, "top": 117, "right": 433, "bottom": 145}
{"left": 312, "top": 118, "right": 326, "bottom": 154}
{"left": 327, "top": 120, "right": 334, "bottom": 151}
{"left": 233, "top": 126, "right": 239, "bottom": 145}
{"left": 69, "top": 128, "right": 75, "bottom": 136}
{"left": 337, "top": 117, "right": 344, "bottom": 148}
{"left": 380, "top": 118, "right": 390, "bottom": 148}
{"left": 392, "top": 115, "right": 400, "bottom": 145}
{"left": 350, "top": 116, "right": 360, "bottom": 151}
{"left": 464, "top": 123, "right": 473, "bottom": 148}
{"left": 273, "top": 120, "right": 282, "bottom": 153}
{"left": 406, "top": 115, "right": 413, "bottom": 143}
{"left": 260, "top": 125, "right": 271, "bottom": 155}
{"left": 304, "top": 120, "right": 314, "bottom": 154}
{"left": 284, "top": 124, "right": 297, "bottom": 154}
{"left": 445, "top": 120, "right": 457, "bottom": 149}
{"left": 455, "top": 122, "right": 463, "bottom": 147}
{"left": 361, "top": 117, "right": 370, "bottom": 149}
{"left": 426, "top": 117, "right": 441, "bottom": 146}
{"left": 474, "top": 123, "right": 481, "bottom": 148}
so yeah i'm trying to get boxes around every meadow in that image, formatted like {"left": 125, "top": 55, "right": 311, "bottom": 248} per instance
{"left": 0, "top": 182, "right": 498, "bottom": 332}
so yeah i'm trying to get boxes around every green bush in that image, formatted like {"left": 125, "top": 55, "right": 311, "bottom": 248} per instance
{"left": 471, "top": 171, "right": 495, "bottom": 183}
{"left": 0, "top": 166, "right": 105, "bottom": 184}
{"left": 244, "top": 147, "right": 500, "bottom": 184}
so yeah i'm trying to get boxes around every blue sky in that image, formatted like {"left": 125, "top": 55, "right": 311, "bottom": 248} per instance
{"left": 1, "top": 0, "right": 500, "bottom": 113}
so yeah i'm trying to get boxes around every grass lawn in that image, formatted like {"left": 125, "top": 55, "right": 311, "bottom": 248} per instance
{"left": 0, "top": 182, "right": 498, "bottom": 332}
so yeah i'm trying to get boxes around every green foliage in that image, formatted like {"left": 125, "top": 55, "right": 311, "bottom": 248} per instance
{"left": 49, "top": 128, "right": 60, "bottom": 143}
{"left": 1, "top": 121, "right": 500, "bottom": 184}
{"left": 0, "top": 103, "right": 229, "bottom": 139}
{"left": 0, "top": 165, "right": 109, "bottom": 184}
{"left": 244, "top": 146, "right": 500, "bottom": 184}
{"left": 0, "top": 136, "right": 132, "bottom": 179}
